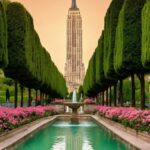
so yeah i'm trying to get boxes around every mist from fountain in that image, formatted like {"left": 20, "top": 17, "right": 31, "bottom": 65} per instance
{"left": 72, "top": 90, "right": 77, "bottom": 103}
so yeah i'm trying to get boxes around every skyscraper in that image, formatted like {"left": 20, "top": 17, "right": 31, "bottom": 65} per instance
{"left": 65, "top": 0, "right": 85, "bottom": 92}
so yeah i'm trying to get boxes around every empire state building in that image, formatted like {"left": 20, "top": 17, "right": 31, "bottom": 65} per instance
{"left": 65, "top": 0, "right": 85, "bottom": 92}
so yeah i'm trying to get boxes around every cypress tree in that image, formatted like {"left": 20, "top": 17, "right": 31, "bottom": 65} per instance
{"left": 4, "top": 2, "right": 67, "bottom": 100}
{"left": 114, "top": 0, "right": 147, "bottom": 109}
{"left": 142, "top": 0, "right": 150, "bottom": 68}
{"left": 104, "top": 0, "right": 125, "bottom": 80}
{"left": 0, "top": 0, "right": 8, "bottom": 67}
{"left": 95, "top": 31, "right": 108, "bottom": 90}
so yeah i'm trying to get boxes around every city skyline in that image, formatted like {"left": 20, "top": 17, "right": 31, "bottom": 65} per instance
{"left": 11, "top": 0, "right": 111, "bottom": 74}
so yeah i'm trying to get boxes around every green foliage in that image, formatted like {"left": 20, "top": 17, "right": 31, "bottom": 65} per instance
{"left": 83, "top": 52, "right": 96, "bottom": 96}
{"left": 95, "top": 31, "right": 109, "bottom": 90}
{"left": 0, "top": 0, "right": 8, "bottom": 67}
{"left": 2, "top": 77, "right": 14, "bottom": 86}
{"left": 114, "top": 0, "right": 146, "bottom": 76}
{"left": 3, "top": 2, "right": 67, "bottom": 98}
{"left": 83, "top": 31, "right": 110, "bottom": 96}
{"left": 123, "top": 78, "right": 132, "bottom": 102}
{"left": 142, "top": 0, "right": 150, "bottom": 69}
{"left": 104, "top": 0, "right": 124, "bottom": 80}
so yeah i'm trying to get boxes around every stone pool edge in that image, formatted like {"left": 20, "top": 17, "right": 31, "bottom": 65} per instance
{"left": 0, "top": 116, "right": 57, "bottom": 150}
{"left": 92, "top": 115, "right": 150, "bottom": 150}
{"left": 1, "top": 114, "right": 150, "bottom": 150}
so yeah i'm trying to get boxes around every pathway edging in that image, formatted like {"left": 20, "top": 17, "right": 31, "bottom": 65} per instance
{"left": 92, "top": 115, "right": 150, "bottom": 150}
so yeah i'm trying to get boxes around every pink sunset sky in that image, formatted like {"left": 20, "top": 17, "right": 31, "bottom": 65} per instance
{"left": 11, "top": 0, "right": 111, "bottom": 74}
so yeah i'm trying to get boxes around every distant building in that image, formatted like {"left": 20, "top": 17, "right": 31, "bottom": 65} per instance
{"left": 65, "top": 0, "right": 85, "bottom": 92}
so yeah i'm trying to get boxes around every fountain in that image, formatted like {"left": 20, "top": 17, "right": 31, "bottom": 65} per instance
{"left": 64, "top": 90, "right": 84, "bottom": 122}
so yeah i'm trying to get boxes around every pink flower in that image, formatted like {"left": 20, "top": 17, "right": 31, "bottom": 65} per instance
{"left": 84, "top": 98, "right": 95, "bottom": 104}
{"left": 96, "top": 106, "right": 150, "bottom": 129}
{"left": 0, "top": 105, "right": 54, "bottom": 132}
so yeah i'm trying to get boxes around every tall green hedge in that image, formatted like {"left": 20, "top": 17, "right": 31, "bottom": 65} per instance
{"left": 0, "top": 0, "right": 8, "bottom": 67}
{"left": 114, "top": 0, "right": 146, "bottom": 76}
{"left": 4, "top": 2, "right": 28, "bottom": 80}
{"left": 95, "top": 31, "right": 108, "bottom": 90}
{"left": 4, "top": 2, "right": 67, "bottom": 98}
{"left": 142, "top": 0, "right": 150, "bottom": 69}
{"left": 87, "top": 52, "right": 97, "bottom": 96}
{"left": 103, "top": 0, "right": 124, "bottom": 80}
{"left": 83, "top": 31, "right": 110, "bottom": 96}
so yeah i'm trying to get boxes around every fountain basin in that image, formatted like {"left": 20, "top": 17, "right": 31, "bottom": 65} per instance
{"left": 64, "top": 102, "right": 84, "bottom": 122}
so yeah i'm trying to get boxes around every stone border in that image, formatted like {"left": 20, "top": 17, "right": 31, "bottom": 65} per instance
{"left": 95, "top": 115, "right": 150, "bottom": 143}
{"left": 83, "top": 104, "right": 96, "bottom": 114}
{"left": 1, "top": 114, "right": 150, "bottom": 150}
{"left": 0, "top": 116, "right": 57, "bottom": 150}
{"left": 92, "top": 115, "right": 150, "bottom": 150}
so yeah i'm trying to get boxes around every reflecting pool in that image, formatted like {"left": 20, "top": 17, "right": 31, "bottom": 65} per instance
{"left": 14, "top": 120, "right": 132, "bottom": 150}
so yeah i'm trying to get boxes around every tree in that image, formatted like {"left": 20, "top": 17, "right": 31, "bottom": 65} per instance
{"left": 142, "top": 0, "right": 150, "bottom": 68}
{"left": 3, "top": 2, "right": 67, "bottom": 107}
{"left": 114, "top": 0, "right": 147, "bottom": 109}
{"left": 0, "top": 0, "right": 8, "bottom": 68}
{"left": 104, "top": 0, "right": 125, "bottom": 80}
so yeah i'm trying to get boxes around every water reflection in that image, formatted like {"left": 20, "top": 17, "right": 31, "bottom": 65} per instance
{"left": 51, "top": 136, "right": 65, "bottom": 150}
{"left": 14, "top": 120, "right": 131, "bottom": 150}
{"left": 50, "top": 121, "right": 97, "bottom": 150}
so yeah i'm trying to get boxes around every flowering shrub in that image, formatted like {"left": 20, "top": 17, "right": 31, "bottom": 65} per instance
{"left": 0, "top": 106, "right": 55, "bottom": 133}
{"left": 84, "top": 98, "right": 95, "bottom": 104}
{"left": 53, "top": 99, "right": 64, "bottom": 104}
{"left": 96, "top": 106, "right": 150, "bottom": 133}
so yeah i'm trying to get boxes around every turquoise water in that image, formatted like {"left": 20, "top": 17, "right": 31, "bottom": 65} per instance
{"left": 14, "top": 120, "right": 131, "bottom": 150}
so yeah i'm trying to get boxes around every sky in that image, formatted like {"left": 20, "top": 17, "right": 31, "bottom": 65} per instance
{"left": 11, "top": 0, "right": 111, "bottom": 74}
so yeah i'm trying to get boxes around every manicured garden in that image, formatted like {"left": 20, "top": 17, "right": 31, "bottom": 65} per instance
{"left": 82, "top": 0, "right": 150, "bottom": 110}
{"left": 0, "top": 1, "right": 150, "bottom": 149}
{"left": 0, "top": 106, "right": 55, "bottom": 133}
{"left": 0, "top": 0, "right": 67, "bottom": 108}
{"left": 96, "top": 106, "right": 150, "bottom": 133}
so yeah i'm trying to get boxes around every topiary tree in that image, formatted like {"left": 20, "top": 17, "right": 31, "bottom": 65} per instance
{"left": 95, "top": 32, "right": 109, "bottom": 90}
{"left": 114, "top": 0, "right": 147, "bottom": 109}
{"left": 95, "top": 31, "right": 112, "bottom": 105}
{"left": 4, "top": 2, "right": 67, "bottom": 107}
{"left": 104, "top": 0, "right": 124, "bottom": 80}
{"left": 83, "top": 31, "right": 110, "bottom": 104}
{"left": 4, "top": 2, "right": 29, "bottom": 107}
{"left": 142, "top": 0, "right": 150, "bottom": 68}
{"left": 0, "top": 0, "right": 8, "bottom": 68}
{"left": 103, "top": 0, "right": 125, "bottom": 106}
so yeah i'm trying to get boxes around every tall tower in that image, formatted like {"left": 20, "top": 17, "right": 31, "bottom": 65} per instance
{"left": 65, "top": 0, "right": 85, "bottom": 92}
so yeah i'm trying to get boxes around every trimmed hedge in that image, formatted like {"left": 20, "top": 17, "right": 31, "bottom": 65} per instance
{"left": 4, "top": 2, "right": 67, "bottom": 98}
{"left": 0, "top": 0, "right": 8, "bottom": 67}
{"left": 142, "top": 0, "right": 150, "bottom": 69}
{"left": 83, "top": 31, "right": 109, "bottom": 95}
{"left": 103, "top": 0, "right": 124, "bottom": 80}
{"left": 114, "top": 0, "right": 146, "bottom": 76}
{"left": 95, "top": 31, "right": 108, "bottom": 90}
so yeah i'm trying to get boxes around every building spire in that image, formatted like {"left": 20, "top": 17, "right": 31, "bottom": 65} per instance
{"left": 70, "top": 0, "right": 78, "bottom": 10}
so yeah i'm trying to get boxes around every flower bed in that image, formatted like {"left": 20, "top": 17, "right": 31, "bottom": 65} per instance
{"left": 84, "top": 98, "right": 95, "bottom": 104}
{"left": 0, "top": 106, "right": 55, "bottom": 133}
{"left": 96, "top": 106, "right": 150, "bottom": 133}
